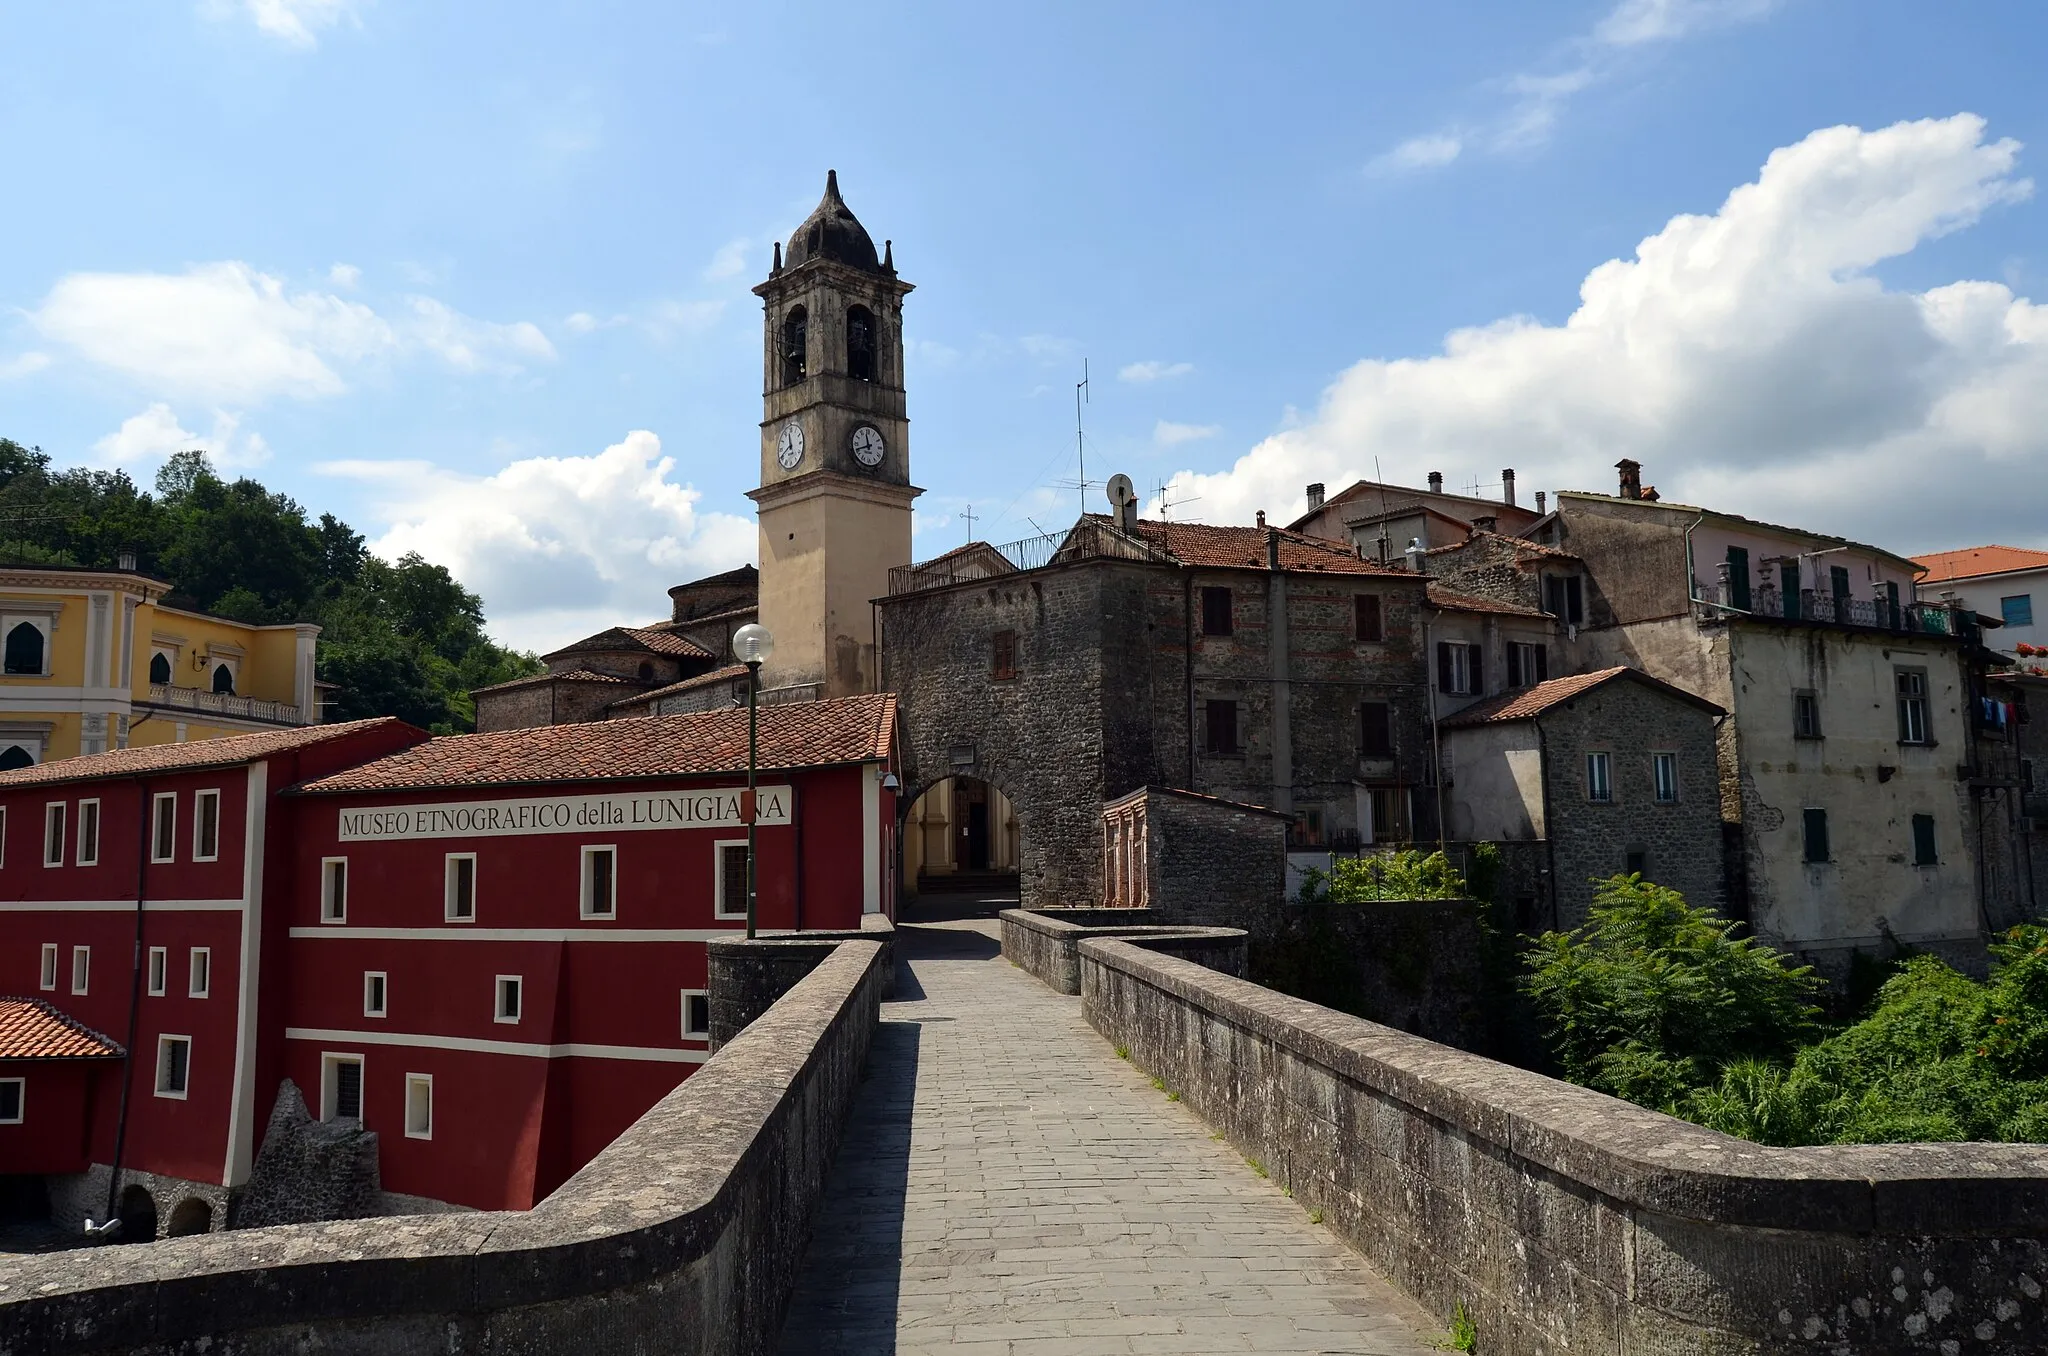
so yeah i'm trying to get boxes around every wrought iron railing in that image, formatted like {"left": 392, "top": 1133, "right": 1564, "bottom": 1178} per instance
{"left": 1702, "top": 586, "right": 1971, "bottom": 640}
{"left": 144, "top": 683, "right": 309, "bottom": 726}
{"left": 888, "top": 518, "right": 1169, "bottom": 595}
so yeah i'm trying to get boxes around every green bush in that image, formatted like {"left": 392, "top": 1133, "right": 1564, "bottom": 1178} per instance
{"left": 1298, "top": 849, "right": 1469, "bottom": 904}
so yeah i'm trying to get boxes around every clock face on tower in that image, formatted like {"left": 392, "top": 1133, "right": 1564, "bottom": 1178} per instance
{"left": 851, "top": 425, "right": 885, "bottom": 468}
{"left": 776, "top": 421, "right": 805, "bottom": 470}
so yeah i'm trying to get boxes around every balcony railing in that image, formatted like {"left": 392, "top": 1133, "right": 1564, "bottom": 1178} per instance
{"left": 144, "top": 683, "right": 309, "bottom": 727}
{"left": 889, "top": 519, "right": 1169, "bottom": 595}
{"left": 1699, "top": 585, "right": 1973, "bottom": 641}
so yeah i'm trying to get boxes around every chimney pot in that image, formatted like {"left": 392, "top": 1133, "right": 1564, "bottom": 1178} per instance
{"left": 1427, "top": 471, "right": 1443, "bottom": 494}
{"left": 1535, "top": 490, "right": 1547, "bottom": 515}
{"left": 1616, "top": 459, "right": 1643, "bottom": 500}
{"left": 1501, "top": 468, "right": 1517, "bottom": 507}
{"left": 1255, "top": 510, "right": 1266, "bottom": 528}
{"left": 1305, "top": 482, "right": 1325, "bottom": 511}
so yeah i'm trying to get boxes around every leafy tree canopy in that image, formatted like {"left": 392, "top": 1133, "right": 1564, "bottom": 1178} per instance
{"left": 0, "top": 438, "right": 539, "bottom": 732}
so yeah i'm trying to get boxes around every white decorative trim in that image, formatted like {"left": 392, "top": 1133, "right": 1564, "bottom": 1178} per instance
{"left": 222, "top": 762, "right": 265, "bottom": 1186}
{"left": 285, "top": 1026, "right": 709, "bottom": 1065}
{"left": 189, "top": 946, "right": 211, "bottom": 999}
{"left": 862, "top": 761, "right": 881, "bottom": 913}
{"left": 712, "top": 838, "right": 747, "bottom": 920}
{"left": 494, "top": 975, "right": 522, "bottom": 1024}
{"left": 404, "top": 1072, "right": 433, "bottom": 1140}
{"left": 192, "top": 788, "right": 221, "bottom": 862}
{"left": 0, "top": 898, "right": 245, "bottom": 913}
{"left": 154, "top": 1034, "right": 191, "bottom": 1100}
{"left": 579, "top": 844, "right": 616, "bottom": 919}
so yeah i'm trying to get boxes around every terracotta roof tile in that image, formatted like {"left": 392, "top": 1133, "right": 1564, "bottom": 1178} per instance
{"left": 472, "top": 667, "right": 639, "bottom": 696}
{"left": 0, "top": 718, "right": 412, "bottom": 791}
{"left": 542, "top": 626, "right": 713, "bottom": 662}
{"left": 1110, "top": 517, "right": 1407, "bottom": 576}
{"left": 1426, "top": 530, "right": 1579, "bottom": 561}
{"left": 1426, "top": 583, "right": 1549, "bottom": 617}
{"left": 1440, "top": 667, "right": 1722, "bottom": 729}
{"left": 297, "top": 693, "right": 897, "bottom": 794}
{"left": 1912, "top": 546, "right": 2048, "bottom": 584}
{"left": 0, "top": 997, "right": 124, "bottom": 1060}
{"left": 609, "top": 664, "right": 750, "bottom": 710}
{"left": 662, "top": 604, "right": 756, "bottom": 628}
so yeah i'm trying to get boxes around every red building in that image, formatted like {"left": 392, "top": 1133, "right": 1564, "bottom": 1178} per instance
{"left": 0, "top": 695, "right": 898, "bottom": 1228}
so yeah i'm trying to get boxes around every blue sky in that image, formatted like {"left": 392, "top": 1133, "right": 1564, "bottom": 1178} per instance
{"left": 1, "top": 1, "right": 2043, "bottom": 648}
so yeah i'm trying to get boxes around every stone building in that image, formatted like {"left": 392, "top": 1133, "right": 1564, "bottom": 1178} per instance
{"left": 1289, "top": 470, "right": 1545, "bottom": 562}
{"left": 1440, "top": 667, "right": 1726, "bottom": 928}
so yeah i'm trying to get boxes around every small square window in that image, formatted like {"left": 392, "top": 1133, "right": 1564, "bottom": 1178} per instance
{"left": 682, "top": 989, "right": 711, "bottom": 1040}
{"left": 1204, "top": 699, "right": 1240, "bottom": 755}
{"left": 76, "top": 799, "right": 99, "bottom": 867}
{"left": 404, "top": 1073, "right": 433, "bottom": 1140}
{"left": 1652, "top": 752, "right": 1678, "bottom": 804}
{"left": 1912, "top": 814, "right": 1938, "bottom": 867}
{"left": 1624, "top": 849, "right": 1649, "bottom": 878}
{"left": 188, "top": 948, "right": 210, "bottom": 999}
{"left": 147, "top": 946, "right": 167, "bottom": 997}
{"left": 193, "top": 790, "right": 220, "bottom": 861}
{"left": 70, "top": 945, "right": 89, "bottom": 996}
{"left": 364, "top": 971, "right": 387, "bottom": 1018}
{"left": 320, "top": 858, "right": 348, "bottom": 923}
{"left": 1586, "top": 752, "right": 1613, "bottom": 804}
{"left": 445, "top": 854, "right": 476, "bottom": 921}
{"left": 321, "top": 1054, "right": 363, "bottom": 1121}
{"left": 2002, "top": 594, "right": 2033, "bottom": 628}
{"left": 1506, "top": 642, "right": 1548, "bottom": 689}
{"left": 1354, "top": 594, "right": 1383, "bottom": 643}
{"left": 156, "top": 1035, "right": 190, "bottom": 1099}
{"left": 991, "top": 629, "right": 1018, "bottom": 681}
{"left": 495, "top": 975, "right": 523, "bottom": 1024}
{"left": 43, "top": 803, "right": 64, "bottom": 867}
{"left": 1896, "top": 669, "right": 1930, "bottom": 745}
{"left": 1359, "top": 702, "right": 1393, "bottom": 758}
{"left": 151, "top": 793, "right": 177, "bottom": 864}
{"left": 714, "top": 842, "right": 749, "bottom": 920}
{"left": 1793, "top": 690, "right": 1821, "bottom": 740}
{"left": 581, "top": 846, "right": 616, "bottom": 918}
{"left": 1200, "top": 586, "right": 1233, "bottom": 637}
{"left": 1803, "top": 807, "right": 1831, "bottom": 864}
{"left": 0, "top": 1076, "right": 21, "bottom": 1124}
{"left": 39, "top": 942, "right": 57, "bottom": 991}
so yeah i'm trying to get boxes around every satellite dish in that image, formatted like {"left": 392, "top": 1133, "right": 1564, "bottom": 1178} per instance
{"left": 1105, "top": 474, "right": 1136, "bottom": 509}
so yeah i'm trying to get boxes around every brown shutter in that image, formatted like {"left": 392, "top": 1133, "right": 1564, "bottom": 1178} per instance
{"left": 1535, "top": 644, "right": 1549, "bottom": 682}
{"left": 1437, "top": 642, "right": 1452, "bottom": 692}
{"left": 1468, "top": 644, "right": 1484, "bottom": 696}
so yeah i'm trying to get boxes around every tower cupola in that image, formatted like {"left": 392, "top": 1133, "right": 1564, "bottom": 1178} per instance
{"left": 780, "top": 170, "right": 888, "bottom": 274}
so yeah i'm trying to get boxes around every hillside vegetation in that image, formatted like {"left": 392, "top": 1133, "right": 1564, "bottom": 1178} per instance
{"left": 0, "top": 439, "right": 538, "bottom": 732}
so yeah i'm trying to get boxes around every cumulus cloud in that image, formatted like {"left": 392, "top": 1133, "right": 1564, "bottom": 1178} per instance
{"left": 1170, "top": 115, "right": 2044, "bottom": 555}
{"left": 92, "top": 404, "right": 269, "bottom": 470}
{"left": 321, "top": 431, "right": 755, "bottom": 651}
{"left": 1119, "top": 360, "right": 1194, "bottom": 383}
{"left": 0, "top": 352, "right": 49, "bottom": 380}
{"left": 30, "top": 261, "right": 553, "bottom": 404}
{"left": 703, "top": 238, "right": 752, "bottom": 282}
{"left": 202, "top": 0, "right": 361, "bottom": 48}
{"left": 327, "top": 262, "right": 361, "bottom": 289}
{"left": 1370, "top": 135, "right": 1463, "bottom": 174}
{"left": 1594, "top": 0, "right": 1775, "bottom": 46}
{"left": 1154, "top": 420, "right": 1222, "bottom": 447}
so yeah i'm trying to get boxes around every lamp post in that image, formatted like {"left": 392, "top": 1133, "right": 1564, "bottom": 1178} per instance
{"left": 731, "top": 624, "right": 774, "bottom": 940}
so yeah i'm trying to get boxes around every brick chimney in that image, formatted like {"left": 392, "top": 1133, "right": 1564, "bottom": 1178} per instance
{"left": 1427, "top": 471, "right": 1443, "bottom": 495}
{"left": 1501, "top": 468, "right": 1516, "bottom": 507}
{"left": 1305, "top": 482, "right": 1325, "bottom": 512}
{"left": 1616, "top": 459, "right": 1642, "bottom": 500}
{"left": 1535, "top": 490, "right": 1547, "bottom": 515}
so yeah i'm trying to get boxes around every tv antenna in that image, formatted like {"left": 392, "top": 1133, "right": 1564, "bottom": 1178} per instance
{"left": 1057, "top": 359, "right": 1097, "bottom": 514}
{"left": 961, "top": 504, "right": 977, "bottom": 542}
{"left": 1155, "top": 476, "right": 1200, "bottom": 522}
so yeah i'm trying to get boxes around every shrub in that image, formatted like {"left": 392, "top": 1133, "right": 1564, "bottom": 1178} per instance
{"left": 1298, "top": 849, "right": 1470, "bottom": 904}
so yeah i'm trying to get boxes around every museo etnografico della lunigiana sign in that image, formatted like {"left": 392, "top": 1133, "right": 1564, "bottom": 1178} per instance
{"left": 336, "top": 787, "right": 795, "bottom": 842}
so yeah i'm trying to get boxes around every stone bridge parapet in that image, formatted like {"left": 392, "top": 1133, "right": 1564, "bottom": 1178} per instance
{"left": 1000, "top": 906, "right": 1247, "bottom": 994}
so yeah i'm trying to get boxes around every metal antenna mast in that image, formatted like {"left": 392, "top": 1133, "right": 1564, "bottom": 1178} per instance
{"left": 961, "top": 504, "right": 977, "bottom": 542}
{"left": 1075, "top": 360, "right": 1091, "bottom": 514}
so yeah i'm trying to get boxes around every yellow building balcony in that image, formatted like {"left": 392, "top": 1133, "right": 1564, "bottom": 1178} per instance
{"left": 143, "top": 682, "right": 312, "bottom": 728}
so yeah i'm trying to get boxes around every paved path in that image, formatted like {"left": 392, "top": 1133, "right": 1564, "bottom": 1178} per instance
{"left": 778, "top": 913, "right": 1440, "bottom": 1355}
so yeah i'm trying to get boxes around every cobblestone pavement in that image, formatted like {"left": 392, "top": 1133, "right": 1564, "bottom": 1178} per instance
{"left": 778, "top": 911, "right": 1440, "bottom": 1355}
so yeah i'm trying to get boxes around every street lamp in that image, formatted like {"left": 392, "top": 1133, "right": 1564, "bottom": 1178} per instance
{"left": 732, "top": 624, "right": 774, "bottom": 939}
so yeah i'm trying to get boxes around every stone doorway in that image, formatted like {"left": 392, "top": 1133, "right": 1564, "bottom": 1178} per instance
{"left": 903, "top": 775, "right": 1021, "bottom": 900}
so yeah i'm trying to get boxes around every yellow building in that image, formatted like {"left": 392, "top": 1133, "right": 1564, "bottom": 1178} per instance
{"left": 0, "top": 563, "right": 321, "bottom": 768}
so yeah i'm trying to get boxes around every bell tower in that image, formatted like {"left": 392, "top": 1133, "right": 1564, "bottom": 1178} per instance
{"left": 747, "top": 171, "right": 919, "bottom": 699}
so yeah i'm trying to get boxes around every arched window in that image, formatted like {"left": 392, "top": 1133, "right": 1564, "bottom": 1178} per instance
{"left": 847, "top": 305, "right": 877, "bottom": 383}
{"left": 780, "top": 306, "right": 808, "bottom": 386}
{"left": 211, "top": 663, "right": 235, "bottom": 695}
{"left": 3, "top": 622, "right": 43, "bottom": 675}
{"left": 637, "top": 661, "right": 654, "bottom": 681}
{"left": 149, "top": 652, "right": 172, "bottom": 685}
{"left": 0, "top": 745, "right": 34, "bottom": 771}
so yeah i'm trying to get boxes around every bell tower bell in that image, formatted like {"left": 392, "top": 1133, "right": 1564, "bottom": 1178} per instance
{"left": 747, "top": 171, "right": 920, "bottom": 699}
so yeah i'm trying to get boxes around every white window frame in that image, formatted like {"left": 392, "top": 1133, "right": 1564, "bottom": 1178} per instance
{"left": 147, "top": 946, "right": 168, "bottom": 997}
{"left": 681, "top": 988, "right": 711, "bottom": 1041}
{"left": 39, "top": 942, "right": 58, "bottom": 990}
{"left": 0, "top": 1075, "right": 22, "bottom": 1124}
{"left": 444, "top": 852, "right": 477, "bottom": 922}
{"left": 1587, "top": 752, "right": 1613, "bottom": 804}
{"left": 70, "top": 945, "right": 89, "bottom": 996}
{"left": 320, "top": 857, "right": 348, "bottom": 923}
{"left": 150, "top": 792, "right": 177, "bottom": 864}
{"left": 1652, "top": 752, "right": 1678, "bottom": 804}
{"left": 713, "top": 839, "right": 749, "bottom": 921}
{"left": 192, "top": 789, "right": 221, "bottom": 862}
{"left": 155, "top": 1034, "right": 191, "bottom": 1100}
{"left": 1, "top": 615, "right": 52, "bottom": 677}
{"left": 0, "top": 805, "right": 8, "bottom": 867}
{"left": 188, "top": 947, "right": 210, "bottom": 999}
{"left": 580, "top": 845, "right": 617, "bottom": 919}
{"left": 43, "top": 802, "right": 64, "bottom": 868}
{"left": 320, "top": 1052, "right": 365, "bottom": 1123}
{"left": 1444, "top": 644, "right": 1474, "bottom": 696}
{"left": 494, "top": 975, "right": 523, "bottom": 1024}
{"left": 76, "top": 798, "right": 100, "bottom": 867}
{"left": 404, "top": 1073, "right": 433, "bottom": 1140}
{"left": 363, "top": 970, "right": 388, "bottom": 1018}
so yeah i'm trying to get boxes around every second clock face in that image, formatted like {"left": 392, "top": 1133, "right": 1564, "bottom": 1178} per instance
{"left": 776, "top": 421, "right": 805, "bottom": 470}
{"left": 851, "top": 425, "right": 886, "bottom": 468}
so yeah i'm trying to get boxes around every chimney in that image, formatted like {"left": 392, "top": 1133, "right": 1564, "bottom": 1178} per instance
{"left": 1501, "top": 468, "right": 1517, "bottom": 508}
{"left": 1616, "top": 459, "right": 1642, "bottom": 500}
{"left": 1472, "top": 515, "right": 1497, "bottom": 535}
{"left": 1305, "top": 482, "right": 1325, "bottom": 512}
{"left": 1535, "top": 490, "right": 1547, "bottom": 515}
{"left": 1427, "top": 471, "right": 1443, "bottom": 495}
{"left": 1266, "top": 526, "right": 1281, "bottom": 570}
{"left": 1255, "top": 509, "right": 1266, "bottom": 528}
{"left": 116, "top": 548, "right": 137, "bottom": 573}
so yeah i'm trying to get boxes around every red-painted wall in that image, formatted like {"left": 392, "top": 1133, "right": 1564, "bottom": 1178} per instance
{"left": 0, "top": 1060, "right": 111, "bottom": 1174}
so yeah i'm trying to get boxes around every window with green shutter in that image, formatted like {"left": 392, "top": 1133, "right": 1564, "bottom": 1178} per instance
{"left": 1802, "top": 807, "right": 1830, "bottom": 863}
{"left": 1727, "top": 546, "right": 1751, "bottom": 611}
{"left": 1912, "top": 814, "right": 1938, "bottom": 866}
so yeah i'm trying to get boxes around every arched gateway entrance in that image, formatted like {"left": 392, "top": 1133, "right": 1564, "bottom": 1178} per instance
{"left": 903, "top": 776, "right": 1020, "bottom": 899}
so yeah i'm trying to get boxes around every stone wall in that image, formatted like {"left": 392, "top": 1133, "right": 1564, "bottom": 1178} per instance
{"left": 231, "top": 1080, "right": 382, "bottom": 1229}
{"left": 1247, "top": 898, "right": 1487, "bottom": 1049}
{"left": 706, "top": 914, "right": 895, "bottom": 1048}
{"left": 0, "top": 937, "right": 890, "bottom": 1356}
{"left": 1133, "top": 786, "right": 1289, "bottom": 923}
{"left": 1078, "top": 937, "right": 2048, "bottom": 1356}
{"left": 999, "top": 908, "right": 1246, "bottom": 994}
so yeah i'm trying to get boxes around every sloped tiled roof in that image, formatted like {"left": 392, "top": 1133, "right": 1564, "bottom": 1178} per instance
{"left": 662, "top": 604, "right": 757, "bottom": 628}
{"left": 0, "top": 718, "right": 412, "bottom": 790}
{"left": 296, "top": 693, "right": 897, "bottom": 794}
{"left": 0, "top": 997, "right": 124, "bottom": 1060}
{"left": 542, "top": 626, "right": 713, "bottom": 663}
{"left": 609, "top": 664, "right": 749, "bottom": 710}
{"left": 1426, "top": 530, "right": 1579, "bottom": 562}
{"left": 1426, "top": 583, "right": 1549, "bottom": 617}
{"left": 1440, "top": 667, "right": 1722, "bottom": 729}
{"left": 470, "top": 668, "right": 639, "bottom": 696}
{"left": 1913, "top": 546, "right": 2048, "bottom": 584}
{"left": 1113, "top": 517, "right": 1407, "bottom": 576}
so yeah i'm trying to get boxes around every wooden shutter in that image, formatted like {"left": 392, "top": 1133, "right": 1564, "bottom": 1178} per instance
{"left": 1911, "top": 814, "right": 1937, "bottom": 866}
{"left": 1468, "top": 644, "right": 1484, "bottom": 696}
{"left": 1507, "top": 644, "right": 1522, "bottom": 688}
{"left": 1201, "top": 587, "right": 1233, "bottom": 636}
{"left": 1727, "top": 546, "right": 1751, "bottom": 611}
{"left": 1802, "top": 807, "right": 1829, "bottom": 863}
{"left": 1355, "top": 594, "right": 1382, "bottom": 642}
{"left": 1565, "top": 576, "right": 1584, "bottom": 624}
{"left": 1534, "top": 644, "right": 1549, "bottom": 682}
{"left": 1830, "top": 566, "right": 1850, "bottom": 603}
{"left": 1436, "top": 642, "right": 1453, "bottom": 693}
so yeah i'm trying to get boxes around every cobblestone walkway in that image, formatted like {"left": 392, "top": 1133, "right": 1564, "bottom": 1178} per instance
{"left": 778, "top": 914, "right": 1439, "bottom": 1355}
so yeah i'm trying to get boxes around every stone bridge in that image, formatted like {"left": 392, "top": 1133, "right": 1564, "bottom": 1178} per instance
{"left": 5, "top": 901, "right": 2047, "bottom": 1355}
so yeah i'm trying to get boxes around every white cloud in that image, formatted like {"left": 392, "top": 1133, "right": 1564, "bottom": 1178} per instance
{"left": 1370, "top": 135, "right": 1463, "bottom": 174}
{"left": 642, "top": 298, "right": 727, "bottom": 341}
{"left": 703, "top": 238, "right": 752, "bottom": 282}
{"left": 0, "top": 352, "right": 49, "bottom": 380}
{"left": 565, "top": 311, "right": 601, "bottom": 334}
{"left": 1118, "top": 360, "right": 1194, "bottom": 383}
{"left": 92, "top": 404, "right": 270, "bottom": 470}
{"left": 321, "top": 430, "right": 755, "bottom": 651}
{"left": 1594, "top": 0, "right": 1775, "bottom": 47}
{"left": 1174, "top": 116, "right": 2044, "bottom": 555}
{"left": 327, "top": 262, "right": 361, "bottom": 289}
{"left": 203, "top": 0, "right": 361, "bottom": 49}
{"left": 30, "top": 261, "right": 553, "bottom": 403}
{"left": 1154, "top": 420, "right": 1222, "bottom": 447}
{"left": 1020, "top": 334, "right": 1079, "bottom": 363}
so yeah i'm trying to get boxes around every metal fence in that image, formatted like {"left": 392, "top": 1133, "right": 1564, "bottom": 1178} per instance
{"left": 888, "top": 519, "right": 1166, "bottom": 595}
{"left": 1730, "top": 587, "right": 1968, "bottom": 639}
